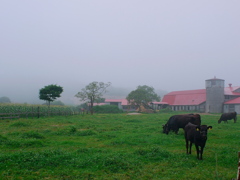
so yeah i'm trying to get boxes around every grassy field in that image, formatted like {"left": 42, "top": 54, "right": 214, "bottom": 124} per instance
{"left": 0, "top": 112, "right": 239, "bottom": 180}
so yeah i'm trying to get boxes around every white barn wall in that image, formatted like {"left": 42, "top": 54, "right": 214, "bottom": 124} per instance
{"left": 223, "top": 104, "right": 240, "bottom": 114}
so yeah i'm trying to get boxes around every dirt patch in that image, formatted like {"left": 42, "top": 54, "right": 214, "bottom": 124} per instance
{"left": 127, "top": 113, "right": 142, "bottom": 115}
{"left": 51, "top": 124, "right": 65, "bottom": 127}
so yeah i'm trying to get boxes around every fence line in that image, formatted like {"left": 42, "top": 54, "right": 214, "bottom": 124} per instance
{"left": 237, "top": 152, "right": 240, "bottom": 180}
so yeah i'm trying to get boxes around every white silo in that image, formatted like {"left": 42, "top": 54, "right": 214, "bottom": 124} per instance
{"left": 205, "top": 77, "right": 225, "bottom": 113}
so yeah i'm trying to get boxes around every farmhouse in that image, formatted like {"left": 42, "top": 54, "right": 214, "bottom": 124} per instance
{"left": 161, "top": 77, "right": 240, "bottom": 114}
{"left": 104, "top": 99, "right": 136, "bottom": 111}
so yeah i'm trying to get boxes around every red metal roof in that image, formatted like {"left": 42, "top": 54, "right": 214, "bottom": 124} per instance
{"left": 224, "top": 86, "right": 240, "bottom": 95}
{"left": 161, "top": 86, "right": 240, "bottom": 106}
{"left": 224, "top": 97, "right": 240, "bottom": 104}
{"left": 162, "top": 89, "right": 206, "bottom": 105}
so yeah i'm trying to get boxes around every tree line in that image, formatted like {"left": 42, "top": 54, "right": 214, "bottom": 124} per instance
{"left": 1, "top": 81, "right": 161, "bottom": 115}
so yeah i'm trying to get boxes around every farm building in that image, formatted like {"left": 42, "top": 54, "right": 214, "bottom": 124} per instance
{"left": 104, "top": 99, "right": 128, "bottom": 110}
{"left": 99, "top": 77, "right": 240, "bottom": 113}
{"left": 161, "top": 77, "right": 240, "bottom": 113}
{"left": 104, "top": 99, "right": 136, "bottom": 111}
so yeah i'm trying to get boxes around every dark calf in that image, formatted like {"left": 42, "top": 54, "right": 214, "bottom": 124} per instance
{"left": 184, "top": 123, "right": 212, "bottom": 160}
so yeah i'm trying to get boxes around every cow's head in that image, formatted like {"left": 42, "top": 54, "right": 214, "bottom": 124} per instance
{"left": 218, "top": 119, "right": 222, "bottom": 124}
{"left": 196, "top": 125, "right": 212, "bottom": 139}
{"left": 162, "top": 124, "right": 169, "bottom": 134}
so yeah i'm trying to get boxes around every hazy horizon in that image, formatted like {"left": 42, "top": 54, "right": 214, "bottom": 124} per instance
{"left": 1, "top": 1, "right": 239, "bottom": 105}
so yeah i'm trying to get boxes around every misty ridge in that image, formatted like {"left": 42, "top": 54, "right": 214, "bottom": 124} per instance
{"left": 0, "top": 83, "right": 168, "bottom": 105}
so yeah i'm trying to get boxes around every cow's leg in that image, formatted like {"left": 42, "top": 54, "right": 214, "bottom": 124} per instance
{"left": 175, "top": 128, "right": 179, "bottom": 134}
{"left": 186, "top": 140, "right": 189, "bottom": 154}
{"left": 199, "top": 147, "right": 204, "bottom": 160}
{"left": 195, "top": 145, "right": 200, "bottom": 159}
{"left": 189, "top": 142, "right": 192, "bottom": 154}
{"left": 234, "top": 117, "right": 236, "bottom": 123}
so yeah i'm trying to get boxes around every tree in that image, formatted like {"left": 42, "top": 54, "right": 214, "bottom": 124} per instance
{"left": 75, "top": 81, "right": 111, "bottom": 115}
{"left": 39, "top": 84, "right": 63, "bottom": 107}
{"left": 0, "top": 96, "right": 11, "bottom": 103}
{"left": 95, "top": 97, "right": 105, "bottom": 103}
{"left": 126, "top": 85, "right": 160, "bottom": 111}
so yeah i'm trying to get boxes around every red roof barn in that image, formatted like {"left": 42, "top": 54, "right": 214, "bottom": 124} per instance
{"left": 161, "top": 82, "right": 240, "bottom": 113}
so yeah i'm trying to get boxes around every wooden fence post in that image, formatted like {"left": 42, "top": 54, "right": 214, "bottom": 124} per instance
{"left": 37, "top": 106, "right": 40, "bottom": 118}
{"left": 237, "top": 151, "right": 240, "bottom": 180}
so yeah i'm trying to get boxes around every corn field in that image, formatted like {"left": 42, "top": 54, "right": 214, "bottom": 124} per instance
{"left": 0, "top": 104, "right": 80, "bottom": 119}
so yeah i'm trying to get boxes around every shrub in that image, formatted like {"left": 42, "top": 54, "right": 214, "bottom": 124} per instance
{"left": 159, "top": 107, "right": 173, "bottom": 113}
{"left": 93, "top": 105, "right": 123, "bottom": 113}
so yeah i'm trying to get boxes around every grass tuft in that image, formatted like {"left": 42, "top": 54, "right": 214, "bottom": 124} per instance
{"left": 21, "top": 131, "right": 45, "bottom": 139}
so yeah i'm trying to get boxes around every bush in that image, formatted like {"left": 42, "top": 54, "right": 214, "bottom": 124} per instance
{"left": 159, "top": 107, "right": 173, "bottom": 113}
{"left": 93, "top": 105, "right": 123, "bottom": 113}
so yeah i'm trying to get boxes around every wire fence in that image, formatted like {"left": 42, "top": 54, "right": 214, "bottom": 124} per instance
{"left": 0, "top": 104, "right": 80, "bottom": 119}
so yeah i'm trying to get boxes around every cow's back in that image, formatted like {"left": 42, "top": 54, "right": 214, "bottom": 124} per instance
{"left": 175, "top": 114, "right": 201, "bottom": 128}
{"left": 164, "top": 114, "right": 201, "bottom": 134}
{"left": 190, "top": 114, "right": 201, "bottom": 125}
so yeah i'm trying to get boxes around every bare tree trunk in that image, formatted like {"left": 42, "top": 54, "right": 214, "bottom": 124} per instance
{"left": 48, "top": 101, "right": 50, "bottom": 116}
{"left": 90, "top": 102, "right": 94, "bottom": 115}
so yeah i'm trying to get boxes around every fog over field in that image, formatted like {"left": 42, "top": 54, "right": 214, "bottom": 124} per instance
{"left": 1, "top": 1, "right": 239, "bottom": 104}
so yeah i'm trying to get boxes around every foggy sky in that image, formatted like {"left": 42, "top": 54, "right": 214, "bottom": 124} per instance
{"left": 1, "top": 1, "right": 240, "bottom": 104}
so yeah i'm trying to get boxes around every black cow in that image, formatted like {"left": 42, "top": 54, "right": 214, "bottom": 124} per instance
{"left": 218, "top": 112, "right": 237, "bottom": 123}
{"left": 184, "top": 122, "right": 212, "bottom": 160}
{"left": 163, "top": 114, "right": 201, "bottom": 135}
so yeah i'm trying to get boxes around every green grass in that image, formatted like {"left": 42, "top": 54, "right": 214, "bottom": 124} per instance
{"left": 0, "top": 112, "right": 239, "bottom": 179}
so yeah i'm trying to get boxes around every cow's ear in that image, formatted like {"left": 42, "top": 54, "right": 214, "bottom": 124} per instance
{"left": 208, "top": 126, "right": 213, "bottom": 130}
